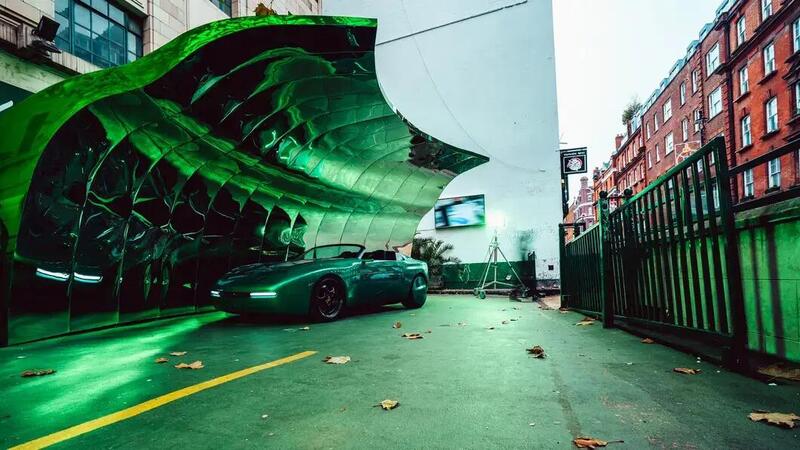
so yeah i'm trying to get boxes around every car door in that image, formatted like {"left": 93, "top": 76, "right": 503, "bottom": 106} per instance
{"left": 358, "top": 251, "right": 404, "bottom": 303}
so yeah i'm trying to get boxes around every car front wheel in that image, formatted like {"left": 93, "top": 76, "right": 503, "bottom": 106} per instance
{"left": 310, "top": 276, "right": 345, "bottom": 321}
{"left": 402, "top": 275, "right": 427, "bottom": 309}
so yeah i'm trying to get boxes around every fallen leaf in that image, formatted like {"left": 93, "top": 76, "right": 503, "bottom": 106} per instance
{"left": 559, "top": 307, "right": 569, "bottom": 312}
{"left": 457, "top": 322, "right": 467, "bottom": 326}
{"left": 576, "top": 318, "right": 596, "bottom": 326}
{"left": 502, "top": 320, "right": 509, "bottom": 325}
{"left": 573, "top": 437, "right": 623, "bottom": 448}
{"left": 425, "top": 330, "right": 432, "bottom": 334}
{"left": 174, "top": 361, "right": 204, "bottom": 370}
{"left": 748, "top": 411, "right": 800, "bottom": 428}
{"left": 261, "top": 414, "right": 269, "bottom": 419}
{"left": 559, "top": 310, "right": 569, "bottom": 314}
{"left": 392, "top": 321, "right": 402, "bottom": 329}
{"left": 487, "top": 327, "right": 496, "bottom": 330}
{"left": 375, "top": 399, "right": 399, "bottom": 410}
{"left": 323, "top": 356, "right": 351, "bottom": 365}
{"left": 673, "top": 367, "right": 701, "bottom": 375}
{"left": 169, "top": 351, "right": 187, "bottom": 356}
{"left": 641, "top": 338, "right": 655, "bottom": 344}
{"left": 401, "top": 333, "right": 423, "bottom": 340}
{"left": 299, "top": 326, "right": 310, "bottom": 331}
{"left": 154, "top": 357, "right": 168, "bottom": 364}
{"left": 757, "top": 363, "right": 800, "bottom": 382}
{"left": 527, "top": 345, "right": 546, "bottom": 358}
{"left": 21, "top": 369, "right": 55, "bottom": 377}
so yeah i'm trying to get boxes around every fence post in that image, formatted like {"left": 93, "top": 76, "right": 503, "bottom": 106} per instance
{"left": 712, "top": 137, "right": 748, "bottom": 369}
{"left": 598, "top": 191, "right": 613, "bottom": 328}
{"left": 558, "top": 223, "right": 567, "bottom": 306}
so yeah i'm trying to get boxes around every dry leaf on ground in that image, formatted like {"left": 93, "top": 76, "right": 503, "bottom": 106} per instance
{"left": 538, "top": 304, "right": 553, "bottom": 310}
{"left": 487, "top": 326, "right": 496, "bottom": 330}
{"left": 573, "top": 437, "right": 623, "bottom": 448}
{"left": 155, "top": 357, "right": 169, "bottom": 364}
{"left": 402, "top": 333, "right": 423, "bottom": 340}
{"left": 174, "top": 361, "right": 204, "bottom": 370}
{"left": 169, "top": 351, "right": 187, "bottom": 356}
{"left": 576, "top": 318, "right": 596, "bottom": 326}
{"left": 392, "top": 321, "right": 402, "bottom": 329}
{"left": 527, "top": 346, "right": 546, "bottom": 358}
{"left": 748, "top": 411, "right": 800, "bottom": 428}
{"left": 425, "top": 330, "right": 432, "bottom": 334}
{"left": 641, "top": 338, "right": 655, "bottom": 344}
{"left": 502, "top": 320, "right": 509, "bottom": 325}
{"left": 323, "top": 356, "right": 351, "bottom": 365}
{"left": 375, "top": 399, "right": 399, "bottom": 410}
{"left": 299, "top": 326, "right": 310, "bottom": 331}
{"left": 457, "top": 322, "right": 467, "bottom": 326}
{"left": 757, "top": 363, "right": 800, "bottom": 382}
{"left": 510, "top": 318, "right": 518, "bottom": 322}
{"left": 559, "top": 307, "right": 569, "bottom": 312}
{"left": 21, "top": 369, "right": 56, "bottom": 377}
{"left": 673, "top": 367, "right": 701, "bottom": 375}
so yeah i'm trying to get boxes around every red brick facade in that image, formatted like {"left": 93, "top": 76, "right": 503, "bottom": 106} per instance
{"left": 595, "top": 0, "right": 800, "bottom": 208}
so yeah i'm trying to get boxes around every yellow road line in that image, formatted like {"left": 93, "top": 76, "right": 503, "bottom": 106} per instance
{"left": 11, "top": 350, "right": 317, "bottom": 450}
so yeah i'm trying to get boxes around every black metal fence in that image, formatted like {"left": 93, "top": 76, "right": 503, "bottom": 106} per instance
{"left": 561, "top": 137, "right": 747, "bottom": 359}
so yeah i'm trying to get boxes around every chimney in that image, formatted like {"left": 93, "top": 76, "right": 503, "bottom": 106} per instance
{"left": 615, "top": 134, "right": 624, "bottom": 150}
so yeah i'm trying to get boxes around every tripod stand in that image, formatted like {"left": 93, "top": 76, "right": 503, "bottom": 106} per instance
{"left": 473, "top": 233, "right": 528, "bottom": 300}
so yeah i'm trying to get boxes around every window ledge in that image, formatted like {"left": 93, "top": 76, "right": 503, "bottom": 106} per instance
{"left": 737, "top": 143, "right": 753, "bottom": 153}
{"left": 787, "top": 113, "right": 800, "bottom": 127}
{"left": 741, "top": 194, "right": 755, "bottom": 201}
{"left": 734, "top": 91, "right": 751, "bottom": 103}
{"left": 765, "top": 186, "right": 782, "bottom": 194}
{"left": 758, "top": 70, "right": 778, "bottom": 84}
{"left": 761, "top": 129, "right": 780, "bottom": 140}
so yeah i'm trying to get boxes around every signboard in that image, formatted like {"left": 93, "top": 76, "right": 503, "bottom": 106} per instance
{"left": 560, "top": 147, "right": 587, "bottom": 175}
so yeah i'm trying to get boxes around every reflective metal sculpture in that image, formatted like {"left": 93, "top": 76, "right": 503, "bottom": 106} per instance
{"left": 0, "top": 16, "right": 487, "bottom": 345}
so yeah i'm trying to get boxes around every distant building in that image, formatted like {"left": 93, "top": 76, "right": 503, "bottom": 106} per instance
{"left": 0, "top": 0, "right": 321, "bottom": 113}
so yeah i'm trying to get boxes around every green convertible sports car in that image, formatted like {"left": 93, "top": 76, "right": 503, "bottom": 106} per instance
{"left": 210, "top": 244, "right": 429, "bottom": 320}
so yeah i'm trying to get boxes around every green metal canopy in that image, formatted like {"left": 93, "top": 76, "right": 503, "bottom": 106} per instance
{"left": 0, "top": 15, "right": 487, "bottom": 345}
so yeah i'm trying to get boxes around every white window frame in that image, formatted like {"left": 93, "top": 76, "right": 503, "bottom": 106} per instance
{"left": 768, "top": 157, "right": 781, "bottom": 188}
{"left": 706, "top": 42, "right": 721, "bottom": 75}
{"left": 737, "top": 16, "right": 746, "bottom": 46}
{"left": 708, "top": 86, "right": 722, "bottom": 118}
{"left": 680, "top": 82, "right": 686, "bottom": 105}
{"left": 647, "top": 151, "right": 653, "bottom": 168}
{"left": 646, "top": 122, "right": 651, "bottom": 139}
{"left": 694, "top": 109, "right": 702, "bottom": 132}
{"left": 766, "top": 96, "right": 778, "bottom": 133}
{"left": 764, "top": 42, "right": 776, "bottom": 75}
{"left": 656, "top": 143, "right": 661, "bottom": 162}
{"left": 743, "top": 168, "right": 755, "bottom": 197}
{"left": 741, "top": 115, "right": 752, "bottom": 147}
{"left": 654, "top": 113, "right": 659, "bottom": 131}
{"left": 692, "top": 70, "right": 700, "bottom": 93}
{"left": 795, "top": 83, "right": 800, "bottom": 116}
{"left": 682, "top": 118, "right": 689, "bottom": 142}
{"left": 762, "top": 0, "right": 773, "bottom": 21}
{"left": 663, "top": 99, "right": 672, "bottom": 121}
{"left": 739, "top": 66, "right": 749, "bottom": 95}
{"left": 665, "top": 132, "right": 674, "bottom": 154}
{"left": 794, "top": 18, "right": 800, "bottom": 53}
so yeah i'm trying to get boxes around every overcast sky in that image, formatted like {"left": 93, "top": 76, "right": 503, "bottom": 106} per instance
{"left": 553, "top": 0, "right": 722, "bottom": 197}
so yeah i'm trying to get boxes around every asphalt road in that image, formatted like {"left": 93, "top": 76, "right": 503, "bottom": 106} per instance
{"left": 1, "top": 295, "right": 799, "bottom": 449}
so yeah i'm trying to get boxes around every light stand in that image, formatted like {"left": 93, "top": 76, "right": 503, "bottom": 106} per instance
{"left": 473, "top": 231, "right": 528, "bottom": 300}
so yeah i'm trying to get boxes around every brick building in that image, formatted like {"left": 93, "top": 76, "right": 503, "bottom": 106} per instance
{"left": 595, "top": 0, "right": 800, "bottom": 211}
{"left": 0, "top": 0, "right": 321, "bottom": 112}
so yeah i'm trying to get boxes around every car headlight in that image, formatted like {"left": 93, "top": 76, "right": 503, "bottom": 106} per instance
{"left": 250, "top": 291, "right": 277, "bottom": 299}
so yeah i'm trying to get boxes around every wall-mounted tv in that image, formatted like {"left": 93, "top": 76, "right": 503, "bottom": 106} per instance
{"left": 434, "top": 194, "right": 486, "bottom": 229}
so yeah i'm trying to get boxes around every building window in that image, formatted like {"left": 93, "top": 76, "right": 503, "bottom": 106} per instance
{"left": 741, "top": 115, "right": 752, "bottom": 147}
{"left": 680, "top": 82, "right": 686, "bottom": 105}
{"left": 763, "top": 42, "right": 776, "bottom": 75}
{"left": 646, "top": 122, "right": 651, "bottom": 139}
{"left": 656, "top": 143, "right": 661, "bottom": 162}
{"left": 665, "top": 132, "right": 674, "bottom": 154}
{"left": 647, "top": 151, "right": 653, "bottom": 168}
{"left": 692, "top": 70, "right": 700, "bottom": 92}
{"left": 682, "top": 118, "right": 689, "bottom": 141}
{"left": 739, "top": 66, "right": 749, "bottom": 95}
{"left": 743, "top": 168, "right": 755, "bottom": 197}
{"left": 713, "top": 184, "right": 720, "bottom": 209}
{"left": 54, "top": 0, "right": 144, "bottom": 68}
{"left": 736, "top": 16, "right": 746, "bottom": 46}
{"left": 694, "top": 109, "right": 702, "bottom": 132}
{"left": 708, "top": 86, "right": 722, "bottom": 118}
{"left": 654, "top": 113, "right": 659, "bottom": 131}
{"left": 768, "top": 157, "right": 781, "bottom": 189}
{"left": 761, "top": 0, "right": 773, "bottom": 21}
{"left": 766, "top": 96, "right": 779, "bottom": 133}
{"left": 209, "top": 0, "right": 233, "bottom": 16}
{"left": 795, "top": 83, "right": 800, "bottom": 116}
{"left": 706, "top": 43, "right": 721, "bottom": 75}
{"left": 794, "top": 18, "right": 800, "bottom": 53}
{"left": 663, "top": 100, "right": 672, "bottom": 121}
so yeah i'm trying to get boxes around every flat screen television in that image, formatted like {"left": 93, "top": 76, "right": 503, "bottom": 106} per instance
{"left": 434, "top": 194, "right": 486, "bottom": 229}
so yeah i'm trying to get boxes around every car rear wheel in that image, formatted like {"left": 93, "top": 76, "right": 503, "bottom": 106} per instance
{"left": 310, "top": 276, "right": 345, "bottom": 321}
{"left": 402, "top": 275, "right": 427, "bottom": 309}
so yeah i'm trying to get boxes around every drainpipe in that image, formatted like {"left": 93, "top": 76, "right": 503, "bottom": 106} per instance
{"left": 722, "top": 15, "right": 740, "bottom": 204}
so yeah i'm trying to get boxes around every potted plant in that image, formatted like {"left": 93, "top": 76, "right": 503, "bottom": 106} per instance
{"left": 411, "top": 236, "right": 460, "bottom": 290}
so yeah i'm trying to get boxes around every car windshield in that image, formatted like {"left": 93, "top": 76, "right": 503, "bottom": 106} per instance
{"left": 298, "top": 245, "right": 364, "bottom": 260}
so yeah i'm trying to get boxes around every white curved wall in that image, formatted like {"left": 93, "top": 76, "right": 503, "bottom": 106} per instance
{"left": 324, "top": 0, "right": 561, "bottom": 282}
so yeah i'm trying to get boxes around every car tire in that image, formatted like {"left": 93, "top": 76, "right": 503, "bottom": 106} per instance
{"left": 402, "top": 274, "right": 427, "bottom": 309}
{"left": 310, "top": 276, "right": 345, "bottom": 321}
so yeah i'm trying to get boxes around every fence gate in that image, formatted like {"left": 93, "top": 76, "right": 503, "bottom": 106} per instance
{"left": 560, "top": 137, "right": 747, "bottom": 362}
